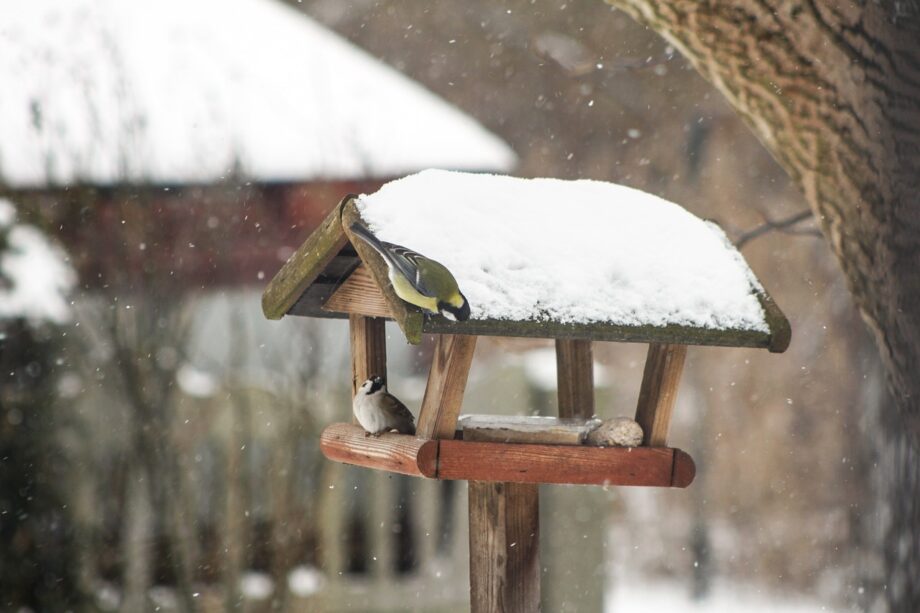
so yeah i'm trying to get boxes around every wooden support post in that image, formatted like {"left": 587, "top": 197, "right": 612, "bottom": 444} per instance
{"left": 634, "top": 343, "right": 688, "bottom": 446}
{"left": 469, "top": 481, "right": 540, "bottom": 613}
{"left": 555, "top": 338, "right": 594, "bottom": 419}
{"left": 349, "top": 314, "right": 387, "bottom": 397}
{"left": 416, "top": 334, "right": 478, "bottom": 440}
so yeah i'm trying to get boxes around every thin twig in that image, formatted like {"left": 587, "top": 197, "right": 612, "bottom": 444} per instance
{"left": 734, "top": 209, "right": 817, "bottom": 249}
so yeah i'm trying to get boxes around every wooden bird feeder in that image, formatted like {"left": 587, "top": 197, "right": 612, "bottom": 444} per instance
{"left": 261, "top": 171, "right": 790, "bottom": 612}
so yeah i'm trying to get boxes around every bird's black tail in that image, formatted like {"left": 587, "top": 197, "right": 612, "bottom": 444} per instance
{"left": 350, "top": 222, "right": 393, "bottom": 265}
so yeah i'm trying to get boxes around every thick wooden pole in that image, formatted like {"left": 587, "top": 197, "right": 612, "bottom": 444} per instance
{"left": 555, "top": 339, "right": 594, "bottom": 419}
{"left": 469, "top": 481, "right": 540, "bottom": 613}
{"left": 634, "top": 343, "right": 687, "bottom": 446}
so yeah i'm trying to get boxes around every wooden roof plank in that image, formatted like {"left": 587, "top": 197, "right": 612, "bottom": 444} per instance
{"left": 261, "top": 196, "right": 349, "bottom": 320}
{"left": 420, "top": 313, "right": 774, "bottom": 348}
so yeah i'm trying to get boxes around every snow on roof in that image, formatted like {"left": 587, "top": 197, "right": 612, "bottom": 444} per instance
{"left": 0, "top": 199, "right": 75, "bottom": 324}
{"left": 0, "top": 0, "right": 515, "bottom": 189}
{"left": 357, "top": 170, "right": 769, "bottom": 332}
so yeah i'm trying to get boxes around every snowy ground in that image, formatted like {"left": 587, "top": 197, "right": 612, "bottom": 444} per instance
{"left": 607, "top": 579, "right": 846, "bottom": 613}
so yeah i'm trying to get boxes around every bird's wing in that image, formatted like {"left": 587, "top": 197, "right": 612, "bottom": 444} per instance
{"left": 349, "top": 223, "right": 438, "bottom": 298}
{"left": 381, "top": 392, "right": 416, "bottom": 424}
{"left": 382, "top": 242, "right": 438, "bottom": 298}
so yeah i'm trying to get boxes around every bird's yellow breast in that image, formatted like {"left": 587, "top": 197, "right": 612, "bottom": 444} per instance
{"left": 390, "top": 271, "right": 439, "bottom": 313}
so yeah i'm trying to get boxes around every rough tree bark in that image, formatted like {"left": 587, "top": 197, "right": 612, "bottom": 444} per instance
{"left": 601, "top": 1, "right": 920, "bottom": 609}
{"left": 607, "top": 0, "right": 920, "bottom": 434}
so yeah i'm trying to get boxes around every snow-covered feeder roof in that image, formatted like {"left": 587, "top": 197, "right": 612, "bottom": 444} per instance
{"left": 263, "top": 170, "right": 789, "bottom": 352}
{"left": 0, "top": 0, "right": 514, "bottom": 189}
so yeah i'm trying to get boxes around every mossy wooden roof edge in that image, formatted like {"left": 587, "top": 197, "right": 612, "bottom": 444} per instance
{"left": 261, "top": 195, "right": 425, "bottom": 342}
{"left": 423, "top": 302, "right": 788, "bottom": 352}
{"left": 261, "top": 195, "right": 350, "bottom": 320}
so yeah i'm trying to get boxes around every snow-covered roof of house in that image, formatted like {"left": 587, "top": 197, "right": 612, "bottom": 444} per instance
{"left": 262, "top": 170, "right": 790, "bottom": 352}
{"left": 0, "top": 0, "right": 515, "bottom": 189}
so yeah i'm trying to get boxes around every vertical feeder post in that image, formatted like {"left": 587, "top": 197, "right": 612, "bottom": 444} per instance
{"left": 469, "top": 481, "right": 541, "bottom": 613}
{"left": 347, "top": 314, "right": 392, "bottom": 580}
{"left": 349, "top": 314, "right": 387, "bottom": 397}
{"left": 555, "top": 339, "right": 595, "bottom": 419}
{"left": 634, "top": 343, "right": 687, "bottom": 446}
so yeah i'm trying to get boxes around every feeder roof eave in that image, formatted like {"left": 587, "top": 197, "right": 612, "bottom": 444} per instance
{"left": 420, "top": 291, "right": 790, "bottom": 351}
{"left": 262, "top": 195, "right": 791, "bottom": 352}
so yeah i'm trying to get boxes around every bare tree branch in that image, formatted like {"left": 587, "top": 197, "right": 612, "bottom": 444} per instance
{"left": 734, "top": 209, "right": 818, "bottom": 249}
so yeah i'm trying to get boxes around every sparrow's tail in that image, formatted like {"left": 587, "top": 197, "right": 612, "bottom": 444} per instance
{"left": 397, "top": 422, "right": 417, "bottom": 436}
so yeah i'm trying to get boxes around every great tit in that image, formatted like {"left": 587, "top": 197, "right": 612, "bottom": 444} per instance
{"left": 349, "top": 222, "right": 471, "bottom": 322}
{"left": 353, "top": 376, "right": 416, "bottom": 436}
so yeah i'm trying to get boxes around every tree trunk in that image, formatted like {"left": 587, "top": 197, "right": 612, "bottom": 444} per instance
{"left": 603, "top": 0, "right": 920, "bottom": 434}
{"left": 602, "top": 1, "right": 920, "bottom": 609}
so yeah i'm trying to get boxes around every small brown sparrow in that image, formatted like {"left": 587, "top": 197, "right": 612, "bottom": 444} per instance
{"left": 353, "top": 375, "right": 416, "bottom": 437}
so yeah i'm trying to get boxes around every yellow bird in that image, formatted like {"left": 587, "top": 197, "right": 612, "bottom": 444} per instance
{"left": 350, "top": 222, "right": 470, "bottom": 321}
